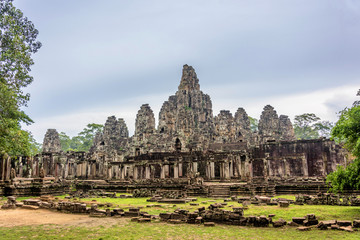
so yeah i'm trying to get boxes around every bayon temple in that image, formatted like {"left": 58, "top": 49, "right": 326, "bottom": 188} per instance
{"left": 0, "top": 65, "right": 349, "bottom": 196}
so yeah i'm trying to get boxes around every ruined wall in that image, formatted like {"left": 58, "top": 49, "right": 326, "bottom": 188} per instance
{"left": 251, "top": 139, "right": 347, "bottom": 178}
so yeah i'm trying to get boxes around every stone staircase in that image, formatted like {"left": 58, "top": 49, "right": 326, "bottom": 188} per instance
{"left": 209, "top": 185, "right": 231, "bottom": 198}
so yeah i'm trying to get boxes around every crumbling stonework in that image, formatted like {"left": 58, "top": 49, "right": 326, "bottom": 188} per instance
{"left": 214, "top": 110, "right": 235, "bottom": 144}
{"left": 234, "top": 108, "right": 253, "bottom": 145}
{"left": 135, "top": 104, "right": 156, "bottom": 137}
{"left": 42, "top": 129, "right": 61, "bottom": 153}
{"left": 279, "top": 115, "right": 295, "bottom": 141}
{"left": 0, "top": 65, "right": 349, "bottom": 197}
{"left": 90, "top": 116, "right": 129, "bottom": 161}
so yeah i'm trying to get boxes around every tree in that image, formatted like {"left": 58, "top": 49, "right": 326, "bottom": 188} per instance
{"left": 248, "top": 116, "right": 258, "bottom": 132}
{"left": 293, "top": 113, "right": 320, "bottom": 139}
{"left": 314, "top": 120, "right": 334, "bottom": 139}
{"left": 326, "top": 90, "right": 360, "bottom": 193}
{"left": 59, "top": 124, "right": 104, "bottom": 152}
{"left": 0, "top": 0, "right": 41, "bottom": 155}
{"left": 293, "top": 113, "right": 333, "bottom": 140}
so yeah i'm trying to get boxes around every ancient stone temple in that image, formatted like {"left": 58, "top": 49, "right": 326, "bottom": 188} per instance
{"left": 0, "top": 65, "right": 349, "bottom": 196}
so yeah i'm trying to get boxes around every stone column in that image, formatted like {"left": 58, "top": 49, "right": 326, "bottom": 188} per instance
{"left": 301, "top": 155, "right": 308, "bottom": 177}
{"left": 210, "top": 162, "right": 215, "bottom": 179}
{"left": 133, "top": 166, "right": 138, "bottom": 180}
{"left": 145, "top": 166, "right": 150, "bottom": 179}
{"left": 160, "top": 165, "right": 165, "bottom": 179}
{"left": 19, "top": 157, "right": 23, "bottom": 177}
{"left": 164, "top": 165, "right": 169, "bottom": 178}
{"left": 193, "top": 162, "right": 198, "bottom": 173}
{"left": 178, "top": 163, "right": 183, "bottom": 177}
{"left": 224, "top": 161, "right": 230, "bottom": 179}
{"left": 174, "top": 164, "right": 179, "bottom": 178}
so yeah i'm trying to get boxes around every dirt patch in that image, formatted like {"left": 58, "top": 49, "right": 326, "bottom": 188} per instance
{"left": 0, "top": 209, "right": 128, "bottom": 227}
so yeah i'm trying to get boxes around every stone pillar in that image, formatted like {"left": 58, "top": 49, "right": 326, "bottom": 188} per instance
{"left": 160, "top": 165, "right": 165, "bottom": 179}
{"left": 132, "top": 166, "right": 137, "bottom": 179}
{"left": 301, "top": 155, "right": 308, "bottom": 177}
{"left": 224, "top": 161, "right": 230, "bottom": 179}
{"left": 229, "top": 160, "right": 233, "bottom": 178}
{"left": 121, "top": 166, "right": 125, "bottom": 179}
{"left": 178, "top": 163, "right": 183, "bottom": 177}
{"left": 144, "top": 166, "right": 150, "bottom": 179}
{"left": 174, "top": 164, "right": 179, "bottom": 178}
{"left": 19, "top": 157, "right": 23, "bottom": 177}
{"left": 193, "top": 162, "right": 198, "bottom": 173}
{"left": 284, "top": 158, "right": 290, "bottom": 177}
{"left": 210, "top": 162, "right": 215, "bottom": 179}
{"left": 164, "top": 165, "right": 169, "bottom": 178}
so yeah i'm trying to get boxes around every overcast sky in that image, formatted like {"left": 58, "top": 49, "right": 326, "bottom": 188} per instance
{"left": 13, "top": 0, "right": 360, "bottom": 142}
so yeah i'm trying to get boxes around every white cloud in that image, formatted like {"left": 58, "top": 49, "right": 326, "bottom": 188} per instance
{"left": 210, "top": 83, "right": 359, "bottom": 122}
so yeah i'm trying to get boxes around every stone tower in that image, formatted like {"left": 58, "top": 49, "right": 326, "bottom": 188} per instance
{"left": 258, "top": 105, "right": 295, "bottom": 143}
{"left": 234, "top": 107, "right": 253, "bottom": 144}
{"left": 42, "top": 129, "right": 61, "bottom": 152}
{"left": 214, "top": 110, "right": 235, "bottom": 143}
{"left": 158, "top": 65, "right": 214, "bottom": 150}
{"left": 135, "top": 104, "right": 156, "bottom": 136}
{"left": 258, "top": 105, "right": 280, "bottom": 143}
{"left": 90, "top": 116, "right": 129, "bottom": 159}
{"left": 279, "top": 115, "right": 295, "bottom": 141}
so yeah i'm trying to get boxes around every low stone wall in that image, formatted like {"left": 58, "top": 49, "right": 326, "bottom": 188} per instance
{"left": 295, "top": 193, "right": 360, "bottom": 206}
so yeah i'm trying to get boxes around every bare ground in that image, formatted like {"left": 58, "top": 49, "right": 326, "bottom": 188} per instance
{"left": 0, "top": 209, "right": 128, "bottom": 227}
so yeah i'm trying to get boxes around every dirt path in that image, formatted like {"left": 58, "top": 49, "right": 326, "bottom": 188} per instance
{"left": 0, "top": 209, "right": 128, "bottom": 227}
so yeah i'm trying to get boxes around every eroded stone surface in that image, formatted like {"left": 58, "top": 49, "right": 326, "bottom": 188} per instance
{"left": 42, "top": 129, "right": 61, "bottom": 153}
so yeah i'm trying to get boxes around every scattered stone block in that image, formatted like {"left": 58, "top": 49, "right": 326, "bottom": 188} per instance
{"left": 331, "top": 224, "right": 340, "bottom": 230}
{"left": 22, "top": 205, "right": 39, "bottom": 210}
{"left": 131, "top": 217, "right": 140, "bottom": 222}
{"left": 138, "top": 218, "right": 151, "bottom": 223}
{"left": 279, "top": 201, "right": 289, "bottom": 207}
{"left": 288, "top": 221, "right": 299, "bottom": 227}
{"left": 340, "top": 226, "right": 354, "bottom": 232}
{"left": 168, "top": 219, "right": 182, "bottom": 224}
{"left": 337, "top": 220, "right": 352, "bottom": 227}
{"left": 273, "top": 218, "right": 287, "bottom": 228}
{"left": 204, "top": 222, "right": 215, "bottom": 227}
{"left": 297, "top": 226, "right": 311, "bottom": 231}
{"left": 353, "top": 220, "right": 360, "bottom": 228}
{"left": 292, "top": 217, "right": 306, "bottom": 225}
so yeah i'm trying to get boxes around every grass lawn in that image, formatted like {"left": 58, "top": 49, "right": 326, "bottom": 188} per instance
{"left": 1, "top": 194, "right": 360, "bottom": 239}
{"left": 1, "top": 221, "right": 360, "bottom": 240}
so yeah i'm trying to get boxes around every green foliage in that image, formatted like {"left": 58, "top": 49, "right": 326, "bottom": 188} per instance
{"left": 0, "top": 0, "right": 41, "bottom": 156}
{"left": 248, "top": 116, "right": 258, "bottom": 132}
{"left": 184, "top": 105, "right": 192, "bottom": 111}
{"left": 331, "top": 105, "right": 360, "bottom": 158}
{"left": 327, "top": 98, "right": 360, "bottom": 193}
{"left": 293, "top": 113, "right": 333, "bottom": 140}
{"left": 60, "top": 123, "right": 103, "bottom": 152}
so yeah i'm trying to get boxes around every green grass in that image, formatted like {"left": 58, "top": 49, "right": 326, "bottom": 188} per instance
{"left": 64, "top": 194, "right": 360, "bottom": 221}
{"left": 1, "top": 221, "right": 360, "bottom": 240}
{"left": 2, "top": 194, "right": 360, "bottom": 239}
